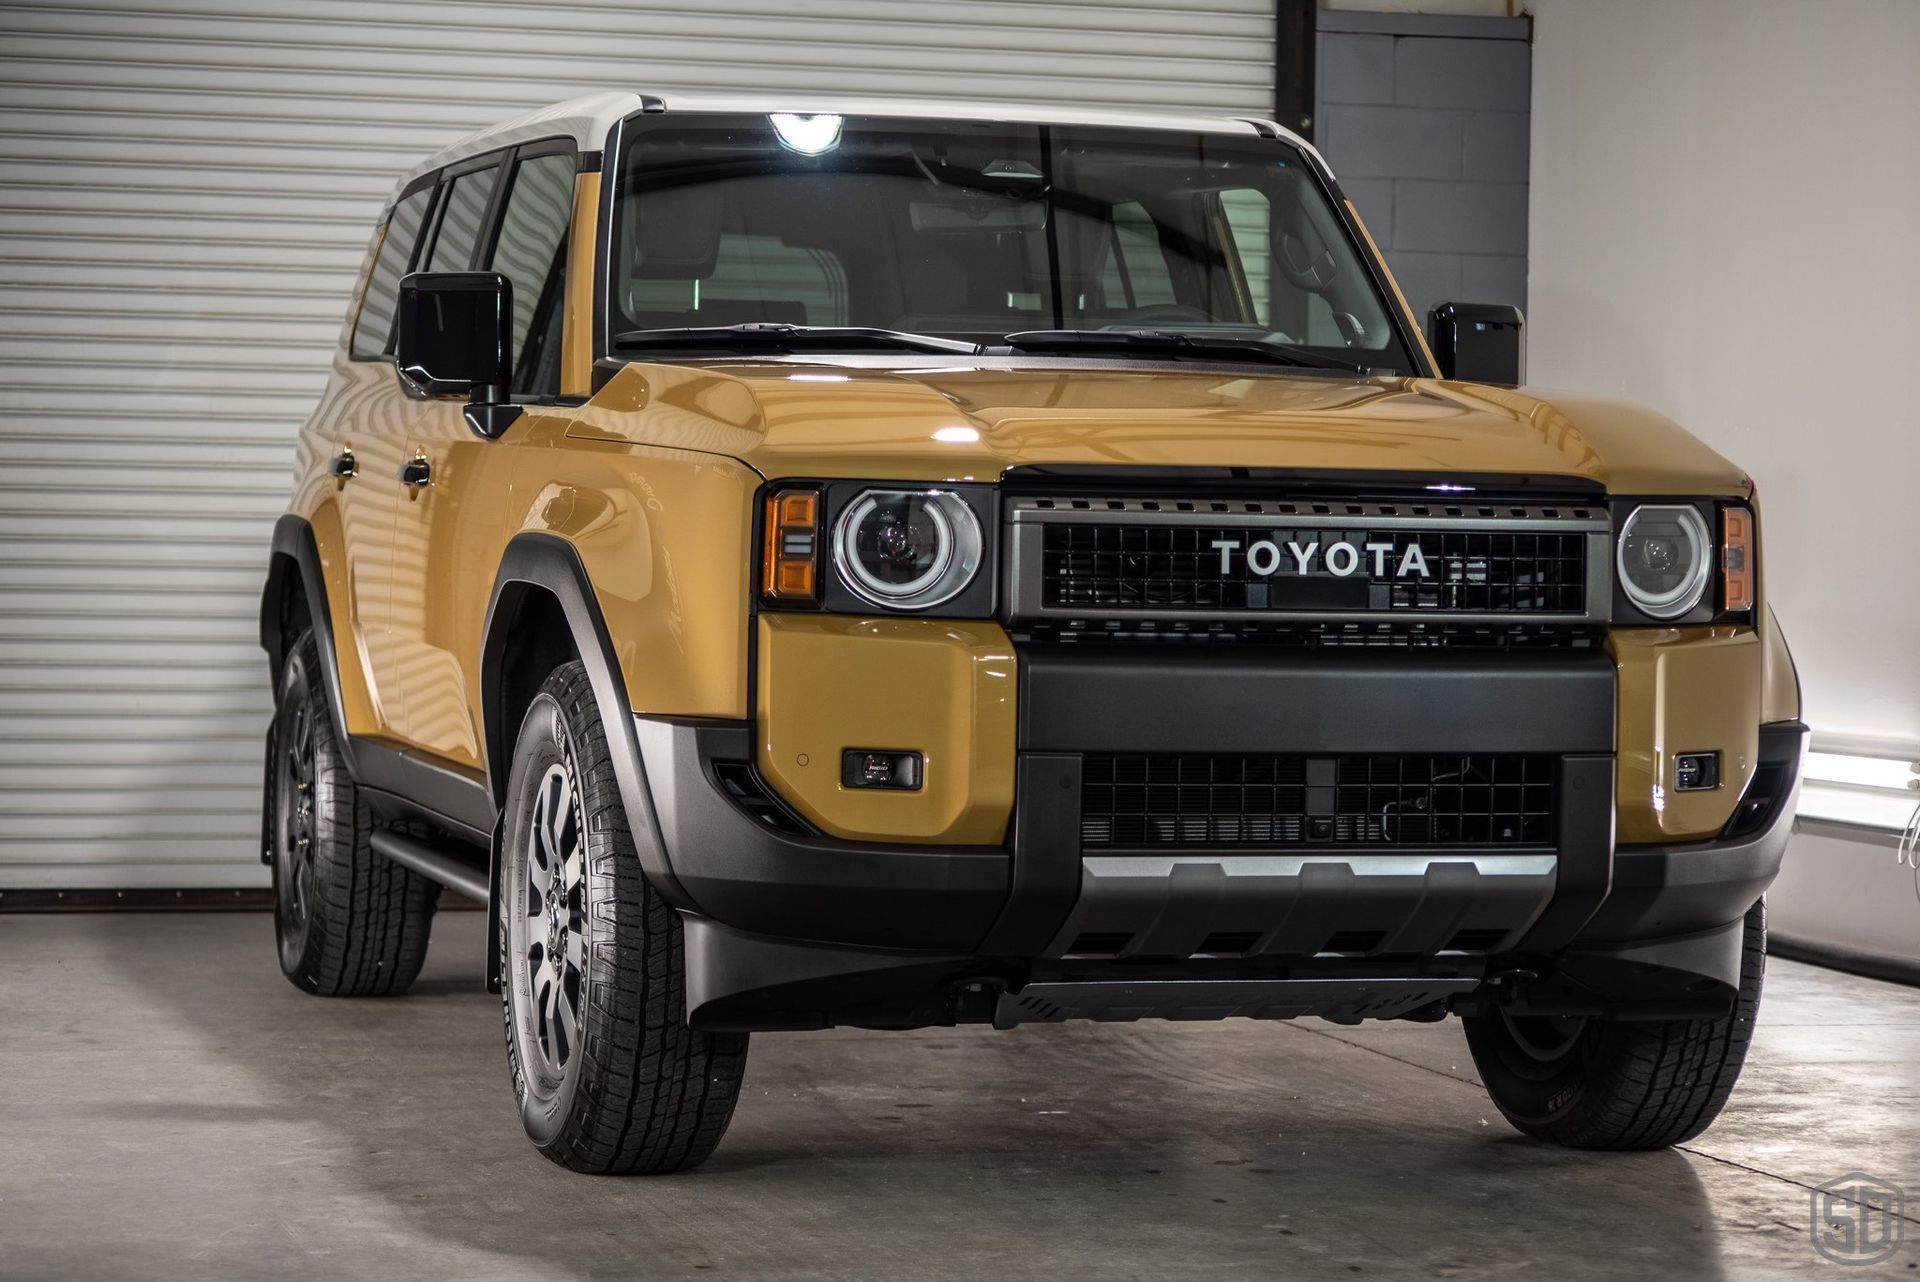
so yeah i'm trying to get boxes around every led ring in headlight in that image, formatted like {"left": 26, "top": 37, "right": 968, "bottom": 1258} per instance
{"left": 1617, "top": 504, "right": 1712, "bottom": 619}
{"left": 833, "top": 489, "right": 982, "bottom": 610}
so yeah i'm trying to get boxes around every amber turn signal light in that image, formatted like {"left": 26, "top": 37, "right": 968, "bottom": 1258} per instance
{"left": 1721, "top": 505, "right": 1754, "bottom": 613}
{"left": 762, "top": 487, "right": 821, "bottom": 604}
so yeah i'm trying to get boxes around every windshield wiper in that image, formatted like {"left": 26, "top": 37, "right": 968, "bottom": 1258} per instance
{"left": 610, "top": 323, "right": 980, "bottom": 357}
{"left": 1000, "top": 329, "right": 1377, "bottom": 374}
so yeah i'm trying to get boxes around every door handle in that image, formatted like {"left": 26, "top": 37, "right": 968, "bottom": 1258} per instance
{"left": 329, "top": 450, "right": 357, "bottom": 481}
{"left": 398, "top": 456, "right": 432, "bottom": 489}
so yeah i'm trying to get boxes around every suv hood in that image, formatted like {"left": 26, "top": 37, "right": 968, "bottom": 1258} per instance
{"left": 567, "top": 360, "right": 1748, "bottom": 496}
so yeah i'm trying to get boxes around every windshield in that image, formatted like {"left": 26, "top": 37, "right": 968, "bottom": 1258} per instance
{"left": 607, "top": 113, "right": 1417, "bottom": 373}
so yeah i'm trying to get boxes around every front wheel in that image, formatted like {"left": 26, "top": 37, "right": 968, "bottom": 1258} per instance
{"left": 1463, "top": 901, "right": 1766, "bottom": 1150}
{"left": 499, "top": 661, "right": 748, "bottom": 1174}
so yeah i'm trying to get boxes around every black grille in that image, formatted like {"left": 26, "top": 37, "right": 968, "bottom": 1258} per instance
{"left": 1042, "top": 522, "right": 1586, "bottom": 614}
{"left": 1016, "top": 619, "right": 1601, "bottom": 649}
{"left": 712, "top": 761, "right": 817, "bottom": 836}
{"left": 1080, "top": 753, "right": 1556, "bottom": 848}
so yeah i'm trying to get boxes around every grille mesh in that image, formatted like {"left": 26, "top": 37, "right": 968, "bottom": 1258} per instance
{"left": 1042, "top": 523, "right": 1586, "bottom": 614}
{"left": 1018, "top": 619, "right": 1602, "bottom": 649}
{"left": 1080, "top": 753, "right": 1556, "bottom": 848}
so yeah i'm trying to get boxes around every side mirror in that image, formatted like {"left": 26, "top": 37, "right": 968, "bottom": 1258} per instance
{"left": 395, "top": 272, "right": 522, "bottom": 437}
{"left": 1427, "top": 302, "right": 1525, "bottom": 386}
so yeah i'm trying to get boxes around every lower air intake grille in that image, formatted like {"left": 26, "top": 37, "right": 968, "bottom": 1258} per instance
{"left": 1080, "top": 753, "right": 1556, "bottom": 848}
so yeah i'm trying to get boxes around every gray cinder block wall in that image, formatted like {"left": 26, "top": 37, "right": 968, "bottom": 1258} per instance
{"left": 1314, "top": 10, "right": 1531, "bottom": 329}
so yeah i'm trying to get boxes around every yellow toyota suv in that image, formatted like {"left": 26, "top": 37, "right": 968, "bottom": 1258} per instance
{"left": 260, "top": 92, "right": 1805, "bottom": 1174}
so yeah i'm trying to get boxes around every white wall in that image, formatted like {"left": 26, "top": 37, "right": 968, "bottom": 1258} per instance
{"left": 1527, "top": 0, "right": 1920, "bottom": 750}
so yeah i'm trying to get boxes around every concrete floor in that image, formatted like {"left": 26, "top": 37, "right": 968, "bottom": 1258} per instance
{"left": 2, "top": 912, "right": 1916, "bottom": 1281}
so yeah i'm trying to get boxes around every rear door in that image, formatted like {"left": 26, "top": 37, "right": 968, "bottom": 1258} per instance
{"left": 331, "top": 177, "right": 436, "bottom": 738}
{"left": 389, "top": 144, "right": 576, "bottom": 769}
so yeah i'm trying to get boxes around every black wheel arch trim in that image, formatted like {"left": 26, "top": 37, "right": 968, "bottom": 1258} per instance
{"left": 264, "top": 519, "right": 688, "bottom": 905}
{"left": 263, "top": 515, "right": 358, "bottom": 780}
{"left": 479, "top": 531, "right": 694, "bottom": 910}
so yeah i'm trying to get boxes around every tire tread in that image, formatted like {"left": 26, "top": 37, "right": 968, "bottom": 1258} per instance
{"left": 507, "top": 662, "right": 746, "bottom": 1175}
{"left": 274, "top": 630, "right": 438, "bottom": 998}
{"left": 1467, "top": 902, "right": 1766, "bottom": 1150}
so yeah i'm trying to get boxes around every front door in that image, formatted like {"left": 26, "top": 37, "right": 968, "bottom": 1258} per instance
{"left": 390, "top": 145, "right": 578, "bottom": 770}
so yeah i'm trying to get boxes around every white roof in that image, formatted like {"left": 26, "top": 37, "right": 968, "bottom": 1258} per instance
{"left": 391, "top": 91, "right": 1321, "bottom": 202}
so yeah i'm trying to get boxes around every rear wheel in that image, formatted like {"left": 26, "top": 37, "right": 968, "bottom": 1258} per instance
{"left": 500, "top": 661, "right": 748, "bottom": 1174}
{"left": 269, "top": 629, "right": 438, "bottom": 996}
{"left": 1464, "top": 901, "right": 1766, "bottom": 1149}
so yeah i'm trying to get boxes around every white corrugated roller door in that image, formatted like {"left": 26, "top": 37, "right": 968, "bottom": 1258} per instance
{"left": 0, "top": 0, "right": 1277, "bottom": 888}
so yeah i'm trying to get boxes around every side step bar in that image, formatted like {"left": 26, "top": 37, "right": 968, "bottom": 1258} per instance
{"left": 993, "top": 977, "right": 1479, "bottom": 1028}
{"left": 369, "top": 829, "right": 488, "bottom": 903}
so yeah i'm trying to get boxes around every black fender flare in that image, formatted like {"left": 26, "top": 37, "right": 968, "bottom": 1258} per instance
{"left": 262, "top": 514, "right": 359, "bottom": 780}
{"left": 478, "top": 531, "right": 693, "bottom": 911}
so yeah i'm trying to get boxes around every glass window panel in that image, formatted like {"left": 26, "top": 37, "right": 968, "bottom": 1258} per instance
{"left": 350, "top": 185, "right": 433, "bottom": 359}
{"left": 608, "top": 116, "right": 1411, "bottom": 369}
{"left": 487, "top": 152, "right": 575, "bottom": 395}
{"left": 426, "top": 165, "right": 501, "bottom": 273}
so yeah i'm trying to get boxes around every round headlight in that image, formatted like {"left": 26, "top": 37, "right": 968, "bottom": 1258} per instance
{"left": 832, "top": 489, "right": 982, "bottom": 610}
{"left": 1617, "top": 504, "right": 1711, "bottom": 619}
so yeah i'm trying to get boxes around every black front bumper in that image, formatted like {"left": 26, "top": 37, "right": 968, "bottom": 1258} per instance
{"left": 634, "top": 649, "right": 1801, "bottom": 1030}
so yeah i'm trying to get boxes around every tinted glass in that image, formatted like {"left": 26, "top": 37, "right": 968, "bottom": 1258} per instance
{"left": 626, "top": 232, "right": 848, "bottom": 327}
{"left": 609, "top": 115, "right": 1412, "bottom": 370}
{"left": 426, "top": 164, "right": 501, "bottom": 273}
{"left": 350, "top": 185, "right": 433, "bottom": 359}
{"left": 1099, "top": 200, "right": 1178, "bottom": 310}
{"left": 487, "top": 152, "right": 575, "bottom": 395}
{"left": 1220, "top": 187, "right": 1272, "bottom": 326}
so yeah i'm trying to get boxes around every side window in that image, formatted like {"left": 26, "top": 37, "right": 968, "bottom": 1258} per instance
{"left": 350, "top": 185, "right": 433, "bottom": 359}
{"left": 424, "top": 163, "right": 501, "bottom": 272}
{"left": 1219, "top": 185, "right": 1349, "bottom": 345}
{"left": 1219, "top": 188, "right": 1273, "bottom": 328}
{"left": 486, "top": 151, "right": 576, "bottom": 397}
{"left": 1098, "top": 201, "right": 1178, "bottom": 311}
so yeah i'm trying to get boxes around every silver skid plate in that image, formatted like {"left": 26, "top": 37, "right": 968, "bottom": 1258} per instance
{"left": 992, "top": 977, "right": 1479, "bottom": 1028}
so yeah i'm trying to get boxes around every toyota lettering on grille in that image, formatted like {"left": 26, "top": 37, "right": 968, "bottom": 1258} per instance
{"left": 1211, "top": 536, "right": 1432, "bottom": 580}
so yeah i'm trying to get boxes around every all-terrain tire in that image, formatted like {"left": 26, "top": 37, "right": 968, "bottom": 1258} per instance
{"left": 499, "top": 660, "right": 748, "bottom": 1174}
{"left": 268, "top": 629, "right": 439, "bottom": 996}
{"left": 1463, "top": 901, "right": 1766, "bottom": 1149}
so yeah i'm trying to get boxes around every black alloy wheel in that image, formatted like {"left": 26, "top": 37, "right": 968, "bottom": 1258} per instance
{"left": 267, "top": 629, "right": 438, "bottom": 997}
{"left": 271, "top": 680, "right": 319, "bottom": 974}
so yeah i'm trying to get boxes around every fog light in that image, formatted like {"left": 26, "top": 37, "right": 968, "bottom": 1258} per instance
{"left": 842, "top": 749, "right": 922, "bottom": 790}
{"left": 1675, "top": 752, "right": 1720, "bottom": 792}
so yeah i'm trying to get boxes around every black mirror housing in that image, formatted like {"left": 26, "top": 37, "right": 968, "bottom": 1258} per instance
{"left": 394, "top": 271, "right": 512, "bottom": 398}
{"left": 1427, "top": 301, "right": 1525, "bottom": 385}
